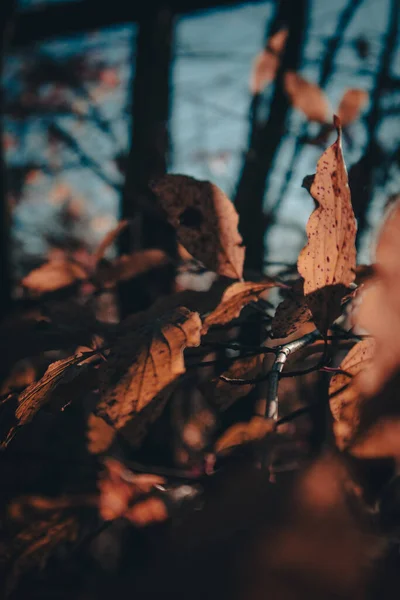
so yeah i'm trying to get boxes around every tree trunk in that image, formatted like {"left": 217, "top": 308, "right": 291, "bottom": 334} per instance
{"left": 118, "top": 7, "right": 175, "bottom": 316}
{"left": 234, "top": 0, "right": 309, "bottom": 273}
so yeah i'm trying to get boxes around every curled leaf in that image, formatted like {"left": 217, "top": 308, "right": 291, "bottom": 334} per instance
{"left": 21, "top": 260, "right": 87, "bottom": 295}
{"left": 284, "top": 71, "right": 331, "bottom": 123}
{"left": 97, "top": 307, "right": 201, "bottom": 430}
{"left": 151, "top": 174, "right": 245, "bottom": 280}
{"left": 202, "top": 279, "right": 282, "bottom": 333}
{"left": 298, "top": 117, "right": 357, "bottom": 334}
{"left": 329, "top": 338, "right": 375, "bottom": 448}
{"left": 215, "top": 416, "right": 275, "bottom": 454}
{"left": 337, "top": 89, "right": 368, "bottom": 127}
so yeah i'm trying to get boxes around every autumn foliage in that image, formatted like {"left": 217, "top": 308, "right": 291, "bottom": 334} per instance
{"left": 2, "top": 116, "right": 400, "bottom": 599}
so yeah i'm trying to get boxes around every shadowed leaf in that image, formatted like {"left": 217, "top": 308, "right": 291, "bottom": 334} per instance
{"left": 215, "top": 416, "right": 275, "bottom": 454}
{"left": 151, "top": 174, "right": 245, "bottom": 280}
{"left": 271, "top": 280, "right": 313, "bottom": 338}
{"left": 21, "top": 260, "right": 87, "bottom": 295}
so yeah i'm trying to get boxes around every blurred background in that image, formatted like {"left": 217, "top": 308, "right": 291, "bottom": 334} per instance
{"left": 1, "top": 0, "right": 399, "bottom": 309}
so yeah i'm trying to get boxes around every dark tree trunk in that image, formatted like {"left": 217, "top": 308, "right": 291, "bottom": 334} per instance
{"left": 118, "top": 7, "right": 175, "bottom": 317}
{"left": 234, "top": 0, "right": 309, "bottom": 272}
{"left": 0, "top": 0, "right": 14, "bottom": 322}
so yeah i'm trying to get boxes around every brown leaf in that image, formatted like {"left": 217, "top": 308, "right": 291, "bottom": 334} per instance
{"left": 297, "top": 117, "right": 357, "bottom": 334}
{"left": 21, "top": 260, "right": 87, "bottom": 295}
{"left": 353, "top": 201, "right": 400, "bottom": 396}
{"left": 205, "top": 355, "right": 263, "bottom": 411}
{"left": 214, "top": 416, "right": 275, "bottom": 454}
{"left": 1, "top": 354, "right": 93, "bottom": 447}
{"left": 93, "top": 249, "right": 170, "bottom": 288}
{"left": 271, "top": 280, "right": 313, "bottom": 338}
{"left": 284, "top": 71, "right": 331, "bottom": 123}
{"left": 337, "top": 89, "right": 368, "bottom": 127}
{"left": 151, "top": 174, "right": 245, "bottom": 280}
{"left": 351, "top": 417, "right": 400, "bottom": 458}
{"left": 329, "top": 339, "right": 375, "bottom": 448}
{"left": 250, "top": 50, "right": 279, "bottom": 93}
{"left": 87, "top": 413, "right": 116, "bottom": 454}
{"left": 97, "top": 307, "right": 201, "bottom": 430}
{"left": 202, "top": 279, "right": 282, "bottom": 333}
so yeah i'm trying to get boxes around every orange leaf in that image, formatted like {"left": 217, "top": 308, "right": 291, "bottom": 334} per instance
{"left": 21, "top": 260, "right": 86, "bottom": 295}
{"left": 93, "top": 249, "right": 170, "bottom": 288}
{"left": 329, "top": 339, "right": 375, "bottom": 448}
{"left": 202, "top": 279, "right": 282, "bottom": 333}
{"left": 93, "top": 219, "right": 129, "bottom": 263}
{"left": 204, "top": 355, "right": 263, "bottom": 411}
{"left": 97, "top": 307, "right": 201, "bottom": 430}
{"left": 284, "top": 71, "right": 331, "bottom": 123}
{"left": 297, "top": 117, "right": 357, "bottom": 334}
{"left": 214, "top": 416, "right": 275, "bottom": 454}
{"left": 337, "top": 89, "right": 368, "bottom": 127}
{"left": 87, "top": 414, "right": 116, "bottom": 454}
{"left": 151, "top": 174, "right": 245, "bottom": 280}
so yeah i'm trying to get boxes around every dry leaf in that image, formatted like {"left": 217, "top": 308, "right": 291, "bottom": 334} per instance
{"left": 271, "top": 280, "right": 313, "bottom": 338}
{"left": 151, "top": 174, "right": 245, "bottom": 280}
{"left": 87, "top": 413, "right": 116, "bottom": 454}
{"left": 329, "top": 339, "right": 375, "bottom": 448}
{"left": 355, "top": 201, "right": 400, "bottom": 396}
{"left": 1, "top": 354, "right": 92, "bottom": 447}
{"left": 202, "top": 279, "right": 282, "bottom": 333}
{"left": 93, "top": 249, "right": 170, "bottom": 288}
{"left": 284, "top": 71, "right": 331, "bottom": 123}
{"left": 337, "top": 89, "right": 368, "bottom": 127}
{"left": 297, "top": 117, "right": 357, "bottom": 334}
{"left": 351, "top": 418, "right": 400, "bottom": 458}
{"left": 21, "top": 260, "right": 87, "bottom": 295}
{"left": 215, "top": 416, "right": 275, "bottom": 454}
{"left": 97, "top": 307, "right": 201, "bottom": 430}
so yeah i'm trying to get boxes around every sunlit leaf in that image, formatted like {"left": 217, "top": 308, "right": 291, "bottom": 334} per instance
{"left": 151, "top": 174, "right": 245, "bottom": 280}
{"left": 97, "top": 307, "right": 201, "bottom": 430}
{"left": 297, "top": 117, "right": 357, "bottom": 334}
{"left": 337, "top": 89, "right": 368, "bottom": 127}
{"left": 21, "top": 260, "right": 87, "bottom": 295}
{"left": 284, "top": 71, "right": 331, "bottom": 123}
